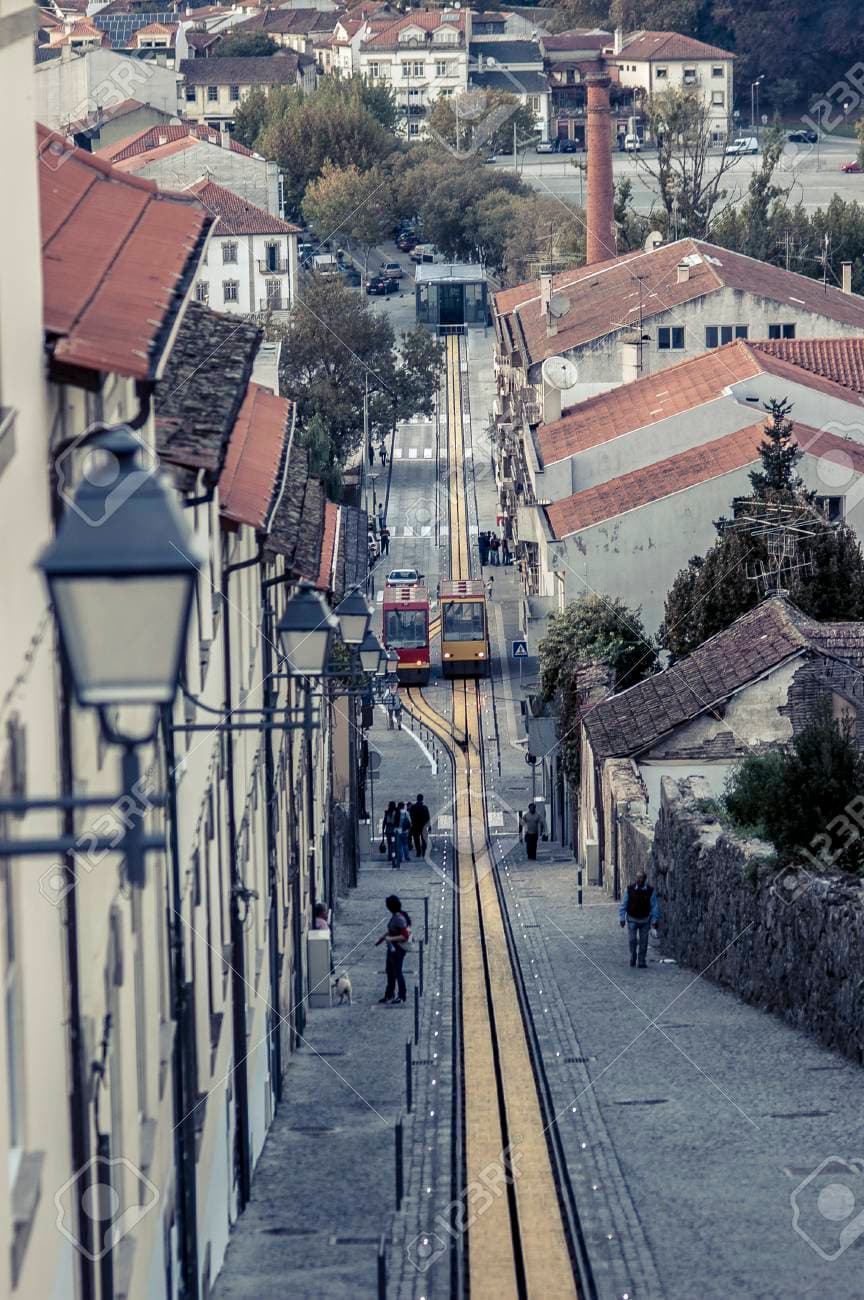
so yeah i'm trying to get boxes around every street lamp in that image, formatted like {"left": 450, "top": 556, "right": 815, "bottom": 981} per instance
{"left": 277, "top": 580, "right": 339, "bottom": 677}
{"left": 335, "top": 587, "right": 372, "bottom": 646}
{"left": 750, "top": 75, "right": 764, "bottom": 131}
{"left": 39, "top": 429, "right": 204, "bottom": 714}
{"left": 359, "top": 630, "right": 384, "bottom": 676}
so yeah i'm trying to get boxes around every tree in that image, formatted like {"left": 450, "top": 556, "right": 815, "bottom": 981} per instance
{"left": 300, "top": 412, "right": 343, "bottom": 499}
{"left": 635, "top": 87, "right": 740, "bottom": 239}
{"left": 214, "top": 32, "right": 279, "bottom": 57}
{"left": 725, "top": 701, "right": 864, "bottom": 870}
{"left": 392, "top": 150, "right": 527, "bottom": 264}
{"left": 538, "top": 594, "right": 657, "bottom": 785}
{"left": 427, "top": 90, "right": 538, "bottom": 158}
{"left": 661, "top": 403, "right": 864, "bottom": 659}
{"left": 271, "top": 279, "right": 443, "bottom": 484}
{"left": 856, "top": 118, "right": 864, "bottom": 172}
{"left": 302, "top": 162, "right": 393, "bottom": 283}
{"left": 232, "top": 87, "right": 269, "bottom": 150}
{"left": 355, "top": 76, "right": 399, "bottom": 132}
{"left": 473, "top": 188, "right": 585, "bottom": 281}
{"left": 547, "top": 0, "right": 611, "bottom": 32}
{"left": 709, "top": 125, "right": 789, "bottom": 262}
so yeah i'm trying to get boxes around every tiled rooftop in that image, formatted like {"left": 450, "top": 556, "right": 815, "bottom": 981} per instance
{"left": 185, "top": 178, "right": 300, "bottom": 234}
{"left": 179, "top": 53, "right": 308, "bottom": 84}
{"left": 495, "top": 239, "right": 864, "bottom": 369}
{"left": 219, "top": 383, "right": 293, "bottom": 530}
{"left": 38, "top": 124, "right": 212, "bottom": 381}
{"left": 362, "top": 10, "right": 466, "bottom": 47}
{"left": 544, "top": 421, "right": 864, "bottom": 538}
{"left": 616, "top": 30, "right": 735, "bottom": 61}
{"left": 98, "top": 124, "right": 255, "bottom": 162}
{"left": 584, "top": 598, "right": 864, "bottom": 760}
{"left": 751, "top": 338, "right": 864, "bottom": 396}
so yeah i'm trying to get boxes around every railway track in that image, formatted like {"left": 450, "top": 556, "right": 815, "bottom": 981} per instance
{"left": 401, "top": 335, "right": 583, "bottom": 1300}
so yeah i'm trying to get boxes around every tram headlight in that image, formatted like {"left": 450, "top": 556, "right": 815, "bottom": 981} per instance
{"left": 476, "top": 651, "right": 485, "bottom": 658}
{"left": 443, "top": 652, "right": 452, "bottom": 659}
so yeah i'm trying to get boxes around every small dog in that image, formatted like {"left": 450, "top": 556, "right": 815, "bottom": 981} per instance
{"left": 332, "top": 972, "right": 352, "bottom": 1005}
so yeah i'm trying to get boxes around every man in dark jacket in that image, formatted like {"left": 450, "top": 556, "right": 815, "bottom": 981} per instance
{"left": 410, "top": 794, "right": 431, "bottom": 856}
{"left": 619, "top": 871, "right": 660, "bottom": 967}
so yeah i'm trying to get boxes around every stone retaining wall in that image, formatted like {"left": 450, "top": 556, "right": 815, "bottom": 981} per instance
{"left": 652, "top": 776, "right": 864, "bottom": 1065}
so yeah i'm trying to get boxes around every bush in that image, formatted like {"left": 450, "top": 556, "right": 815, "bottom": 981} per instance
{"left": 724, "top": 701, "right": 864, "bottom": 870}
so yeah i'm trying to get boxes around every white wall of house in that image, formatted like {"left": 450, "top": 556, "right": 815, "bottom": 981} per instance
{"left": 616, "top": 53, "right": 733, "bottom": 140}
{"left": 195, "top": 230, "right": 297, "bottom": 316}
{"left": 132, "top": 142, "right": 281, "bottom": 217}
{"left": 358, "top": 24, "right": 469, "bottom": 137}
{"left": 35, "top": 47, "right": 181, "bottom": 129}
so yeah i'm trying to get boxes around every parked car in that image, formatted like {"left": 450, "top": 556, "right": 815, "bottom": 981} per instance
{"left": 483, "top": 153, "right": 497, "bottom": 164}
{"left": 623, "top": 133, "right": 641, "bottom": 151}
{"left": 396, "top": 233, "right": 417, "bottom": 252}
{"left": 386, "top": 568, "right": 422, "bottom": 586}
{"left": 411, "top": 243, "right": 445, "bottom": 264}
{"left": 725, "top": 136, "right": 759, "bottom": 155}
{"left": 366, "top": 275, "right": 400, "bottom": 295}
{"left": 342, "top": 267, "right": 361, "bottom": 287}
{"left": 558, "top": 138, "right": 578, "bottom": 153}
{"left": 841, "top": 160, "right": 862, "bottom": 173}
{"left": 379, "top": 260, "right": 404, "bottom": 279}
{"left": 535, "top": 138, "right": 558, "bottom": 154}
{"left": 788, "top": 128, "right": 818, "bottom": 144}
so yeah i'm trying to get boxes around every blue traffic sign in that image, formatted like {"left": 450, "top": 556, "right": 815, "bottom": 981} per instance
{"left": 511, "top": 640, "right": 528, "bottom": 658}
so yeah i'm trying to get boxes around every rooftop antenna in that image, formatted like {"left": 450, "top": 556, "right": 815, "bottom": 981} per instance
{"left": 727, "top": 500, "right": 821, "bottom": 597}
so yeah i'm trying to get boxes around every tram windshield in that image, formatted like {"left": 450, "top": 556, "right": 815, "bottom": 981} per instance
{"left": 385, "top": 608, "right": 427, "bottom": 649}
{"left": 442, "top": 601, "right": 485, "bottom": 641}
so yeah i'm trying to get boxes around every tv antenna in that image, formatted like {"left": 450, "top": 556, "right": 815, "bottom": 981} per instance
{"left": 728, "top": 500, "right": 821, "bottom": 597}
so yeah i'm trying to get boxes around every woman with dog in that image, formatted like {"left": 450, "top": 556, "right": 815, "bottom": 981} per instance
{"left": 375, "top": 895, "right": 412, "bottom": 1005}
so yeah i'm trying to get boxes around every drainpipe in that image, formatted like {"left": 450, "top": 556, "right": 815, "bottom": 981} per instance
{"left": 259, "top": 584, "right": 283, "bottom": 1104}
{"left": 162, "top": 706, "right": 200, "bottom": 1300}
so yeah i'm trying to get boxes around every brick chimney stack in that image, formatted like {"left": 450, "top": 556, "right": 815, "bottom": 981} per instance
{"left": 585, "top": 72, "right": 615, "bottom": 266}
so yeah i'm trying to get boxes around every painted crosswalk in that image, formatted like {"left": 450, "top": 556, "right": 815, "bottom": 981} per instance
{"left": 392, "top": 445, "right": 435, "bottom": 459}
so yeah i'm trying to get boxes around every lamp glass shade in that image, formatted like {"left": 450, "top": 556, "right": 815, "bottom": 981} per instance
{"left": 50, "top": 574, "right": 194, "bottom": 705}
{"left": 359, "top": 631, "right": 383, "bottom": 675}
{"left": 278, "top": 584, "right": 339, "bottom": 676}
{"left": 335, "top": 589, "right": 372, "bottom": 646}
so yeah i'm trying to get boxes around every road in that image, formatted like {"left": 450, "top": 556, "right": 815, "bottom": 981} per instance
{"left": 486, "top": 135, "right": 864, "bottom": 216}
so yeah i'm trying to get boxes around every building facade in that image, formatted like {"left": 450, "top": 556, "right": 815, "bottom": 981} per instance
{"left": 179, "top": 53, "right": 316, "bottom": 127}
{"left": 356, "top": 9, "right": 470, "bottom": 138}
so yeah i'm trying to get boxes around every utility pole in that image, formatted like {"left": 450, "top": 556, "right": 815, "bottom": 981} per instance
{"left": 363, "top": 373, "right": 370, "bottom": 523}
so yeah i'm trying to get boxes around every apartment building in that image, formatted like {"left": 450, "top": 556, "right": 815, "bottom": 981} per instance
{"left": 179, "top": 52, "right": 316, "bottom": 127}
{"left": 614, "top": 29, "right": 735, "bottom": 143}
{"left": 187, "top": 177, "right": 300, "bottom": 314}
{"left": 357, "top": 8, "right": 470, "bottom": 138}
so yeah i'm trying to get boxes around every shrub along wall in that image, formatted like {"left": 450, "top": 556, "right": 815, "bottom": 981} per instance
{"left": 651, "top": 776, "right": 864, "bottom": 1065}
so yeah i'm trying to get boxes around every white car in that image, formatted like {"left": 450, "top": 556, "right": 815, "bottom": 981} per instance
{"left": 725, "top": 136, "right": 759, "bottom": 155}
{"left": 623, "top": 133, "right": 641, "bottom": 151}
{"left": 379, "top": 261, "right": 403, "bottom": 279}
{"left": 386, "top": 568, "right": 422, "bottom": 586}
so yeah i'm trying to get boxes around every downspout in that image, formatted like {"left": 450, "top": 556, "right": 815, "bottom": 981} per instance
{"left": 162, "top": 706, "right": 200, "bottom": 1300}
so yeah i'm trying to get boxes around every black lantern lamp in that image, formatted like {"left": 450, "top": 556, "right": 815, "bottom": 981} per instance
{"left": 359, "top": 630, "right": 384, "bottom": 676}
{"left": 335, "top": 588, "right": 372, "bottom": 647}
{"left": 277, "top": 581, "right": 339, "bottom": 677}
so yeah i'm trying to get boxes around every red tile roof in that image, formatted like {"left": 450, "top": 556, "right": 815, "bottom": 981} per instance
{"left": 179, "top": 53, "right": 309, "bottom": 84}
{"left": 495, "top": 238, "right": 864, "bottom": 369}
{"left": 219, "top": 383, "right": 293, "bottom": 529}
{"left": 544, "top": 421, "right": 864, "bottom": 538}
{"left": 751, "top": 338, "right": 864, "bottom": 396}
{"left": 537, "top": 337, "right": 864, "bottom": 465}
{"left": 317, "top": 500, "right": 339, "bottom": 590}
{"left": 97, "top": 123, "right": 255, "bottom": 162}
{"left": 617, "top": 30, "right": 734, "bottom": 61}
{"left": 362, "top": 9, "right": 466, "bottom": 47}
{"left": 185, "top": 178, "right": 300, "bottom": 234}
{"left": 38, "top": 124, "right": 212, "bottom": 381}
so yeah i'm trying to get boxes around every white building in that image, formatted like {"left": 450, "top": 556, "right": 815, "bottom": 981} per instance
{"left": 357, "top": 8, "right": 470, "bottom": 138}
{"left": 613, "top": 29, "right": 735, "bottom": 143}
{"left": 179, "top": 52, "right": 316, "bottom": 127}
{"left": 187, "top": 177, "right": 300, "bottom": 315}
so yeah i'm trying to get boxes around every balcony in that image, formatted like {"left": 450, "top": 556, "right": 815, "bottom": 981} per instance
{"left": 258, "top": 258, "right": 290, "bottom": 275}
{"left": 259, "top": 296, "right": 288, "bottom": 311}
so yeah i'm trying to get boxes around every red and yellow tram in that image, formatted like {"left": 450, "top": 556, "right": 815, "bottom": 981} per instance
{"left": 382, "top": 584, "right": 431, "bottom": 684}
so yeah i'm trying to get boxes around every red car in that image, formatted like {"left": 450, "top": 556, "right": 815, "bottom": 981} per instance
{"left": 841, "top": 161, "right": 862, "bottom": 173}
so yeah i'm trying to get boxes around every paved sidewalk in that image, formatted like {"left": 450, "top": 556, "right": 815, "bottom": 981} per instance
{"left": 212, "top": 718, "right": 453, "bottom": 1300}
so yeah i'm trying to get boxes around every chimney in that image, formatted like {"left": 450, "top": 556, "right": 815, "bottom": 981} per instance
{"left": 613, "top": 25, "right": 623, "bottom": 54}
{"left": 842, "top": 260, "right": 853, "bottom": 294}
{"left": 539, "top": 272, "right": 558, "bottom": 337}
{"left": 622, "top": 330, "right": 643, "bottom": 384}
{"left": 585, "top": 72, "right": 614, "bottom": 266}
{"left": 157, "top": 132, "right": 168, "bottom": 144}
{"left": 542, "top": 377, "right": 562, "bottom": 424}
{"left": 677, "top": 261, "right": 690, "bottom": 283}
{"left": 220, "top": 123, "right": 231, "bottom": 148}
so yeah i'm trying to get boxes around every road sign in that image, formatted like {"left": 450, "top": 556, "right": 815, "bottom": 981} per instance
{"left": 511, "top": 640, "right": 528, "bottom": 658}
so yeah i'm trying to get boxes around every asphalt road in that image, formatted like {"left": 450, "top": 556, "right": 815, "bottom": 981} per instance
{"left": 487, "top": 135, "right": 864, "bottom": 217}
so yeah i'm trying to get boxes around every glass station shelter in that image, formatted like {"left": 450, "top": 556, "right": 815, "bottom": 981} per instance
{"left": 415, "top": 263, "right": 489, "bottom": 331}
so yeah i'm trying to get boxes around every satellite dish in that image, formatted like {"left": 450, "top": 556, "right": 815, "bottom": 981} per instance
{"left": 643, "top": 230, "right": 663, "bottom": 252}
{"left": 548, "top": 292, "right": 570, "bottom": 319}
{"left": 541, "top": 355, "right": 578, "bottom": 391}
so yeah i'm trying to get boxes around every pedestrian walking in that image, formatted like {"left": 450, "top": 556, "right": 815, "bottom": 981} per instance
{"left": 377, "top": 502, "right": 385, "bottom": 531}
{"left": 381, "top": 801, "right": 399, "bottom": 862}
{"left": 478, "top": 531, "right": 489, "bottom": 566}
{"left": 485, "top": 575, "right": 494, "bottom": 599}
{"left": 379, "top": 443, "right": 387, "bottom": 467}
{"left": 393, "top": 698, "right": 403, "bottom": 730}
{"left": 375, "top": 895, "right": 412, "bottom": 1004}
{"left": 380, "top": 525, "right": 390, "bottom": 556}
{"left": 490, "top": 533, "right": 500, "bottom": 565}
{"left": 522, "top": 801, "right": 545, "bottom": 860}
{"left": 619, "top": 871, "right": 660, "bottom": 968}
{"left": 368, "top": 441, "right": 375, "bottom": 467}
{"left": 396, "top": 801, "right": 412, "bottom": 863}
{"left": 502, "top": 536, "right": 511, "bottom": 565}
{"left": 410, "top": 793, "right": 431, "bottom": 856}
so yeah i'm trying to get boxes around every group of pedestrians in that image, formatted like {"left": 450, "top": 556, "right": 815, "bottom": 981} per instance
{"left": 380, "top": 793, "right": 431, "bottom": 867}
{"left": 479, "top": 530, "right": 510, "bottom": 567}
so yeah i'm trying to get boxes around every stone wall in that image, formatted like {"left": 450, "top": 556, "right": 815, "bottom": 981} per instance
{"left": 601, "top": 757, "right": 652, "bottom": 897}
{"left": 653, "top": 776, "right": 864, "bottom": 1064}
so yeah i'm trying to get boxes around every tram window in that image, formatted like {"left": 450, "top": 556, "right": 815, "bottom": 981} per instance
{"left": 442, "top": 601, "right": 485, "bottom": 640}
{"left": 385, "top": 609, "right": 427, "bottom": 648}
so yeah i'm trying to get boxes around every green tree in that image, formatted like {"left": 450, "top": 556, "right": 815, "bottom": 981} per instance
{"left": 547, "top": 0, "right": 611, "bottom": 32}
{"left": 302, "top": 162, "right": 393, "bottom": 282}
{"left": 725, "top": 700, "right": 864, "bottom": 870}
{"left": 393, "top": 150, "right": 527, "bottom": 262}
{"left": 355, "top": 75, "right": 399, "bottom": 132}
{"left": 709, "top": 126, "right": 788, "bottom": 261}
{"left": 538, "top": 594, "right": 657, "bottom": 785}
{"left": 748, "top": 398, "right": 806, "bottom": 497}
{"left": 300, "top": 412, "right": 343, "bottom": 499}
{"left": 214, "top": 32, "right": 279, "bottom": 57}
{"left": 427, "top": 89, "right": 538, "bottom": 158}
{"left": 232, "top": 87, "right": 269, "bottom": 150}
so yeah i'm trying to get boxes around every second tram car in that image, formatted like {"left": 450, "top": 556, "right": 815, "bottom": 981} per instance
{"left": 382, "top": 585, "right": 431, "bottom": 684}
{"left": 440, "top": 579, "right": 489, "bottom": 677}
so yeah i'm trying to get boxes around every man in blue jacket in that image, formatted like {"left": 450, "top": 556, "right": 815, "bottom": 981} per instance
{"left": 619, "top": 871, "right": 660, "bottom": 968}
